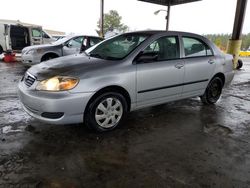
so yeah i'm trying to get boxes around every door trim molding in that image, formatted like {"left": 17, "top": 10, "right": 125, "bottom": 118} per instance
{"left": 138, "top": 79, "right": 209, "bottom": 94}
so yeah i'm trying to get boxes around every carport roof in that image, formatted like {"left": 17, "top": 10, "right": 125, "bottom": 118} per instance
{"left": 138, "top": 0, "right": 201, "bottom": 6}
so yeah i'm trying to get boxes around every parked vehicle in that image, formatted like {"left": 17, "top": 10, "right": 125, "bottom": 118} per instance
{"left": 18, "top": 31, "right": 234, "bottom": 132}
{"left": 0, "top": 19, "right": 55, "bottom": 54}
{"left": 21, "top": 35, "right": 103, "bottom": 65}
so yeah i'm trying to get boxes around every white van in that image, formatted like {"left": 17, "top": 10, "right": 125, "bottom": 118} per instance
{"left": 0, "top": 19, "right": 55, "bottom": 54}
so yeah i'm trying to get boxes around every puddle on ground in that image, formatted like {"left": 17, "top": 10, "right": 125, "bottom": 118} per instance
{"left": 203, "top": 123, "right": 233, "bottom": 136}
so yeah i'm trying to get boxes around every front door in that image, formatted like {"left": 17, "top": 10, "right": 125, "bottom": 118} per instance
{"left": 136, "top": 36, "right": 184, "bottom": 108}
{"left": 41, "top": 30, "right": 55, "bottom": 44}
{"left": 30, "top": 27, "right": 43, "bottom": 45}
{"left": 62, "top": 36, "right": 84, "bottom": 56}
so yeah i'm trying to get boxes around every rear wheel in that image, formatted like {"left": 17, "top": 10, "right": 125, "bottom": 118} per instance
{"left": 200, "top": 77, "right": 223, "bottom": 104}
{"left": 237, "top": 59, "right": 243, "bottom": 69}
{"left": 84, "top": 92, "right": 128, "bottom": 132}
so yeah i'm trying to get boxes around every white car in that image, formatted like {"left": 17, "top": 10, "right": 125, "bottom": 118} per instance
{"left": 21, "top": 35, "right": 103, "bottom": 65}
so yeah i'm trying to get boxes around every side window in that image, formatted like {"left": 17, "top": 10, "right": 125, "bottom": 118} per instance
{"left": 182, "top": 37, "right": 213, "bottom": 57}
{"left": 67, "top": 36, "right": 84, "bottom": 48}
{"left": 143, "top": 36, "right": 179, "bottom": 61}
{"left": 42, "top": 31, "right": 50, "bottom": 39}
{"left": 90, "top": 37, "right": 103, "bottom": 47}
{"left": 32, "top": 28, "right": 42, "bottom": 37}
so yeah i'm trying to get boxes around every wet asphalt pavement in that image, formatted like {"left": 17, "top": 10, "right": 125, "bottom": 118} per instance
{"left": 0, "top": 58, "right": 250, "bottom": 188}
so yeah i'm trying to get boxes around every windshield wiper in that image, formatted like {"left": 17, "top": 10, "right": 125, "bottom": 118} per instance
{"left": 89, "top": 53, "right": 104, "bottom": 59}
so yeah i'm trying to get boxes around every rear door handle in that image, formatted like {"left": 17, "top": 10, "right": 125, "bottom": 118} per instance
{"left": 175, "top": 63, "right": 184, "bottom": 69}
{"left": 208, "top": 59, "right": 215, "bottom": 64}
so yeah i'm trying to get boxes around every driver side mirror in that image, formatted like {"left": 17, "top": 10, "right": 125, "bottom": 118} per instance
{"left": 135, "top": 52, "right": 158, "bottom": 63}
{"left": 65, "top": 42, "right": 72, "bottom": 48}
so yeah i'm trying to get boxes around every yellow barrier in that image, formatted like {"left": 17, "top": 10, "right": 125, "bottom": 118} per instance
{"left": 226, "top": 39, "right": 242, "bottom": 69}
{"left": 239, "top": 51, "right": 250, "bottom": 57}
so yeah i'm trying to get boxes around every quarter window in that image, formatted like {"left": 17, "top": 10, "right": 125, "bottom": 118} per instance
{"left": 143, "top": 36, "right": 179, "bottom": 61}
{"left": 182, "top": 37, "right": 213, "bottom": 57}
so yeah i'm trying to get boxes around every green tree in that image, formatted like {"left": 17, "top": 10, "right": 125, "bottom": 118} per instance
{"left": 96, "top": 10, "right": 129, "bottom": 37}
{"left": 205, "top": 33, "right": 250, "bottom": 51}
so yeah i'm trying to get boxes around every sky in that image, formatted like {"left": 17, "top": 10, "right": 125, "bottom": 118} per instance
{"left": 0, "top": 0, "right": 249, "bottom": 36}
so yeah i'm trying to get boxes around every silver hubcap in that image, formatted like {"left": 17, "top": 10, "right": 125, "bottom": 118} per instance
{"left": 95, "top": 97, "right": 123, "bottom": 128}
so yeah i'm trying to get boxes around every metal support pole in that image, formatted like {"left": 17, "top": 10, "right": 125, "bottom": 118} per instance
{"left": 227, "top": 0, "right": 248, "bottom": 69}
{"left": 100, "top": 0, "right": 104, "bottom": 38}
{"left": 166, "top": 2, "right": 171, "bottom": 30}
{"left": 232, "top": 0, "right": 248, "bottom": 40}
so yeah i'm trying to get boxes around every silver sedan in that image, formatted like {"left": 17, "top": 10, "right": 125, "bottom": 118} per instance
{"left": 18, "top": 31, "right": 234, "bottom": 132}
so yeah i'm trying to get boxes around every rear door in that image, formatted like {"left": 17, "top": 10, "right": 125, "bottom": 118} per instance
{"left": 181, "top": 36, "right": 216, "bottom": 97}
{"left": 29, "top": 27, "right": 43, "bottom": 45}
{"left": 136, "top": 35, "right": 185, "bottom": 108}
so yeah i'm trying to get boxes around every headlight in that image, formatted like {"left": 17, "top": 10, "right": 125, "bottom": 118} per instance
{"left": 26, "top": 48, "right": 43, "bottom": 54}
{"left": 36, "top": 76, "right": 79, "bottom": 91}
{"left": 26, "top": 49, "right": 35, "bottom": 54}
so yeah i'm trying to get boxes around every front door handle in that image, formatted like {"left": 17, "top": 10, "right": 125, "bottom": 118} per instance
{"left": 208, "top": 59, "right": 215, "bottom": 64}
{"left": 175, "top": 63, "right": 184, "bottom": 69}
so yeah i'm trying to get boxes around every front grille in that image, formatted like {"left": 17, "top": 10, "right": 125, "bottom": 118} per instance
{"left": 24, "top": 72, "right": 36, "bottom": 87}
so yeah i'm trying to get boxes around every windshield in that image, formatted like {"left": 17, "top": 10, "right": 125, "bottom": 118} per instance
{"left": 86, "top": 33, "right": 151, "bottom": 60}
{"left": 52, "top": 35, "right": 76, "bottom": 45}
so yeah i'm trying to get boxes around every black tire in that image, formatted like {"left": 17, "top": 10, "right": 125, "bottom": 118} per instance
{"left": 237, "top": 59, "right": 243, "bottom": 69}
{"left": 84, "top": 92, "right": 128, "bottom": 132}
{"left": 200, "top": 77, "right": 223, "bottom": 104}
{"left": 41, "top": 54, "right": 58, "bottom": 62}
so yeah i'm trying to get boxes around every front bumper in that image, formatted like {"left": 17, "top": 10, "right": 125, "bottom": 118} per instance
{"left": 21, "top": 53, "right": 41, "bottom": 65}
{"left": 18, "top": 81, "right": 94, "bottom": 125}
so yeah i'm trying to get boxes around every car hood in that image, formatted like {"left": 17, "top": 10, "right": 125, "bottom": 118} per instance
{"left": 23, "top": 43, "right": 58, "bottom": 52}
{"left": 28, "top": 54, "right": 111, "bottom": 80}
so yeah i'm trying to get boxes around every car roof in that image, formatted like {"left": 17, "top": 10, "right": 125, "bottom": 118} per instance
{"left": 66, "top": 34, "right": 103, "bottom": 39}
{"left": 125, "top": 30, "right": 204, "bottom": 38}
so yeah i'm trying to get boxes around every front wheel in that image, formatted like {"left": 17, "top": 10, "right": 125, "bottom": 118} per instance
{"left": 84, "top": 92, "right": 128, "bottom": 132}
{"left": 200, "top": 77, "right": 223, "bottom": 104}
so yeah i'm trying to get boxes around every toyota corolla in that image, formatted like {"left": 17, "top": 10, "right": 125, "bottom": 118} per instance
{"left": 18, "top": 31, "right": 234, "bottom": 132}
